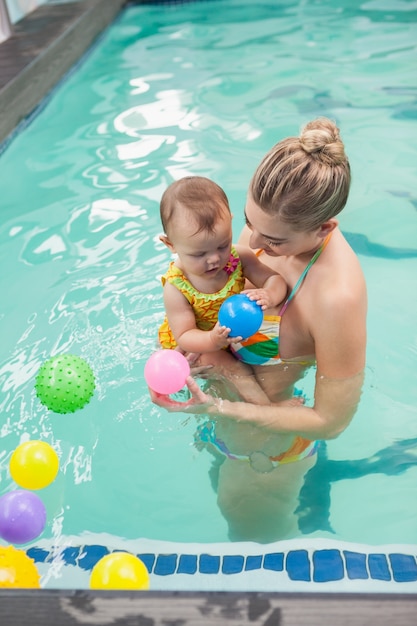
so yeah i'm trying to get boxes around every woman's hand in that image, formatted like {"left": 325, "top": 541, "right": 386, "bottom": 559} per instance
{"left": 178, "top": 350, "right": 214, "bottom": 378}
{"left": 149, "top": 376, "right": 217, "bottom": 414}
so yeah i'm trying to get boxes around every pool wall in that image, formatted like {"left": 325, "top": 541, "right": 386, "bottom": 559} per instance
{"left": 28, "top": 536, "right": 417, "bottom": 593}
{"left": 0, "top": 0, "right": 126, "bottom": 145}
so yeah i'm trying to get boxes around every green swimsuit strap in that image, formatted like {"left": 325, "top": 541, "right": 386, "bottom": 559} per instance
{"left": 279, "top": 232, "right": 332, "bottom": 317}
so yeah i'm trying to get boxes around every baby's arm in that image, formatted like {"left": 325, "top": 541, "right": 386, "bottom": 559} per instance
{"left": 163, "top": 282, "right": 238, "bottom": 352}
{"left": 236, "top": 245, "right": 287, "bottom": 309}
{"left": 162, "top": 283, "right": 270, "bottom": 404}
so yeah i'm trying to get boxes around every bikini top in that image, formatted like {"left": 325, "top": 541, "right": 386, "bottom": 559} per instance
{"left": 230, "top": 233, "right": 332, "bottom": 365}
{"left": 278, "top": 232, "right": 332, "bottom": 317}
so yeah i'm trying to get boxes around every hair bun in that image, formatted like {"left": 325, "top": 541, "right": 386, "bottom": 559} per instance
{"left": 299, "top": 117, "right": 346, "bottom": 165}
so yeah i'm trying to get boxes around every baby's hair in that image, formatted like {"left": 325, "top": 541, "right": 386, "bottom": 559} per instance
{"left": 160, "top": 176, "right": 230, "bottom": 236}
{"left": 250, "top": 117, "right": 351, "bottom": 231}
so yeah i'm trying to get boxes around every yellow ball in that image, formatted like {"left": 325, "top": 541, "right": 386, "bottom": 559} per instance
{"left": 90, "top": 553, "right": 150, "bottom": 590}
{"left": 10, "top": 440, "right": 59, "bottom": 490}
{"left": 0, "top": 545, "right": 41, "bottom": 588}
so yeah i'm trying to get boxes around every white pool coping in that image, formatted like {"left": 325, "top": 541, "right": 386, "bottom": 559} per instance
{"left": 25, "top": 535, "right": 417, "bottom": 593}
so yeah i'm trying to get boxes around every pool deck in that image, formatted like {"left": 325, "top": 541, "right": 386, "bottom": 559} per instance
{"left": 1, "top": 588, "right": 416, "bottom": 625}
{"left": 0, "top": 0, "right": 126, "bottom": 145}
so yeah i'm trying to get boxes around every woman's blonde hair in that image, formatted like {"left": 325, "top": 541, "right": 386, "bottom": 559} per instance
{"left": 250, "top": 118, "right": 351, "bottom": 231}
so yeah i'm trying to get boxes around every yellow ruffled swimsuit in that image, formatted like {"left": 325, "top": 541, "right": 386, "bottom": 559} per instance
{"left": 158, "top": 246, "right": 245, "bottom": 349}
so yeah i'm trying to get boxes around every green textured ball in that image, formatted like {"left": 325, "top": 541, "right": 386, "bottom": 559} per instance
{"left": 35, "top": 354, "right": 95, "bottom": 414}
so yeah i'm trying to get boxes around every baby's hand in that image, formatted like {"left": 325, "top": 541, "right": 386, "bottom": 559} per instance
{"left": 242, "top": 288, "right": 273, "bottom": 310}
{"left": 210, "top": 323, "right": 242, "bottom": 349}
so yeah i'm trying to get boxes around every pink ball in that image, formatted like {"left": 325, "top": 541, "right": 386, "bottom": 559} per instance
{"left": 144, "top": 350, "right": 190, "bottom": 394}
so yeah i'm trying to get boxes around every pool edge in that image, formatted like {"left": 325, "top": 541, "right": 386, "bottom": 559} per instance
{"left": 0, "top": 588, "right": 416, "bottom": 624}
{"left": 0, "top": 0, "right": 127, "bottom": 145}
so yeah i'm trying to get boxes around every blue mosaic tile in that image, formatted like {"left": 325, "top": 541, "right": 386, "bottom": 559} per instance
{"left": 263, "top": 552, "right": 284, "bottom": 572}
{"left": 389, "top": 553, "right": 417, "bottom": 583}
{"left": 344, "top": 550, "right": 368, "bottom": 579}
{"left": 26, "top": 547, "right": 49, "bottom": 563}
{"left": 154, "top": 554, "right": 178, "bottom": 576}
{"left": 77, "top": 545, "right": 109, "bottom": 571}
{"left": 286, "top": 550, "right": 310, "bottom": 581}
{"left": 199, "top": 554, "right": 220, "bottom": 574}
{"left": 368, "top": 554, "right": 391, "bottom": 581}
{"left": 313, "top": 550, "right": 344, "bottom": 582}
{"left": 245, "top": 555, "right": 263, "bottom": 571}
{"left": 23, "top": 542, "right": 417, "bottom": 589}
{"left": 177, "top": 554, "right": 198, "bottom": 574}
{"left": 60, "top": 546, "right": 81, "bottom": 565}
{"left": 222, "top": 555, "right": 244, "bottom": 575}
{"left": 137, "top": 553, "right": 155, "bottom": 572}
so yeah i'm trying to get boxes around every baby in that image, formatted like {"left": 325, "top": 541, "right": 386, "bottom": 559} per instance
{"left": 157, "top": 176, "right": 287, "bottom": 403}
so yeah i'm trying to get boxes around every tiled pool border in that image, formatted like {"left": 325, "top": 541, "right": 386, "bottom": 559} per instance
{"left": 26, "top": 537, "right": 417, "bottom": 593}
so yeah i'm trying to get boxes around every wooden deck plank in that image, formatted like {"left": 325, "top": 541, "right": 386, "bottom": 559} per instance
{"left": 0, "top": 589, "right": 417, "bottom": 625}
{"left": 0, "top": 0, "right": 126, "bottom": 144}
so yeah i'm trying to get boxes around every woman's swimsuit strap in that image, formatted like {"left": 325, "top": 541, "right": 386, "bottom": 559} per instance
{"left": 278, "top": 232, "right": 332, "bottom": 317}
{"left": 231, "top": 232, "right": 333, "bottom": 366}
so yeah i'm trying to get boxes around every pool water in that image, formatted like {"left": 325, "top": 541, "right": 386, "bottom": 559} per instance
{"left": 0, "top": 0, "right": 416, "bottom": 572}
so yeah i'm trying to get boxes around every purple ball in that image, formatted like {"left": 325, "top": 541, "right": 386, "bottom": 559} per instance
{"left": 0, "top": 490, "right": 47, "bottom": 544}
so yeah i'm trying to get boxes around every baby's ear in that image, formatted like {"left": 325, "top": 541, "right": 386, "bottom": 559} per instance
{"left": 159, "top": 234, "right": 175, "bottom": 252}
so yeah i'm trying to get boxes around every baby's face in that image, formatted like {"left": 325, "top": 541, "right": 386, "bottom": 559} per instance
{"left": 170, "top": 212, "right": 233, "bottom": 280}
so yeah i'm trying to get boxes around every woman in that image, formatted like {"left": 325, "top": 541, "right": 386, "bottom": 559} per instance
{"left": 150, "top": 117, "right": 367, "bottom": 542}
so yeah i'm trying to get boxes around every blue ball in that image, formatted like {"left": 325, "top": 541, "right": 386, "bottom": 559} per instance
{"left": 218, "top": 294, "right": 263, "bottom": 340}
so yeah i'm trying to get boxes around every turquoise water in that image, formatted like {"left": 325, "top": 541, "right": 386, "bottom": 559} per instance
{"left": 0, "top": 0, "right": 416, "bottom": 553}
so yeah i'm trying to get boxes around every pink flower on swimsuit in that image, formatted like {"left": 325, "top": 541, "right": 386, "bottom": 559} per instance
{"left": 223, "top": 253, "right": 239, "bottom": 276}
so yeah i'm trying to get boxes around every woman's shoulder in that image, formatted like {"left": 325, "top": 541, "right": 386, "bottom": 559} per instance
{"left": 233, "top": 242, "right": 254, "bottom": 257}
{"left": 305, "top": 231, "right": 366, "bottom": 316}
{"left": 327, "top": 230, "right": 366, "bottom": 292}
{"left": 314, "top": 255, "right": 366, "bottom": 339}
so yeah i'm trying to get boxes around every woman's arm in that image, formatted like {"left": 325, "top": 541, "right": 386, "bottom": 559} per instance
{"left": 153, "top": 279, "right": 367, "bottom": 440}
{"left": 150, "top": 368, "right": 364, "bottom": 440}
{"left": 218, "top": 282, "right": 366, "bottom": 438}
{"left": 208, "top": 369, "right": 364, "bottom": 440}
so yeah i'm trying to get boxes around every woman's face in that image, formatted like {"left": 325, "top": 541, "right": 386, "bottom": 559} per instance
{"left": 244, "top": 193, "right": 325, "bottom": 257}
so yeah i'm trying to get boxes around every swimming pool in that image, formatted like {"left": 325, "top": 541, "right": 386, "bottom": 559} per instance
{"left": 0, "top": 0, "right": 416, "bottom": 592}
